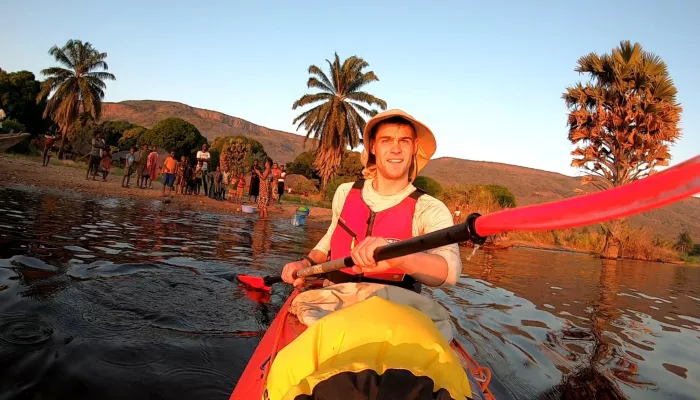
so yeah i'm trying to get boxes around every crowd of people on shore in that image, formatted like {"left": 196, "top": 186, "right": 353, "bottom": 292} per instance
{"left": 71, "top": 129, "right": 287, "bottom": 219}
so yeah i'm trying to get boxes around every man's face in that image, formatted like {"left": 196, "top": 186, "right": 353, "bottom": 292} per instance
{"left": 170, "top": 152, "right": 175, "bottom": 158}
{"left": 202, "top": 144, "right": 208, "bottom": 151}
{"left": 370, "top": 122, "right": 417, "bottom": 181}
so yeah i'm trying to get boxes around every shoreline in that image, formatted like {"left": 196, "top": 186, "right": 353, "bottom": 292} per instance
{"left": 2, "top": 154, "right": 697, "bottom": 267}
{"left": 0, "top": 154, "right": 333, "bottom": 229}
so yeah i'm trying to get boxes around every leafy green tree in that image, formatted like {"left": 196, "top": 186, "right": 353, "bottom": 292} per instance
{"left": 286, "top": 151, "right": 320, "bottom": 180}
{"left": 0, "top": 119, "right": 25, "bottom": 134}
{"left": 0, "top": 70, "right": 51, "bottom": 133}
{"left": 563, "top": 41, "right": 682, "bottom": 259}
{"left": 118, "top": 126, "right": 147, "bottom": 150}
{"left": 38, "top": 40, "right": 116, "bottom": 158}
{"left": 292, "top": 53, "right": 386, "bottom": 191}
{"left": 288, "top": 150, "right": 362, "bottom": 181}
{"left": 413, "top": 176, "right": 443, "bottom": 197}
{"left": 138, "top": 117, "right": 207, "bottom": 158}
{"left": 484, "top": 185, "right": 517, "bottom": 208}
{"left": 100, "top": 120, "right": 140, "bottom": 148}
{"left": 337, "top": 151, "right": 363, "bottom": 178}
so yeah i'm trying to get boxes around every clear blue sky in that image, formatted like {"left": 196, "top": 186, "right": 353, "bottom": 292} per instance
{"left": 2, "top": 0, "right": 698, "bottom": 176}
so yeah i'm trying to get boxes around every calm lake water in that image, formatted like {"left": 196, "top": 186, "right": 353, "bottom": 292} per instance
{"left": 0, "top": 186, "right": 698, "bottom": 399}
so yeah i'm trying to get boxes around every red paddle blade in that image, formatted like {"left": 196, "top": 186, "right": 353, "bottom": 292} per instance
{"left": 245, "top": 290, "right": 271, "bottom": 303}
{"left": 236, "top": 275, "right": 271, "bottom": 292}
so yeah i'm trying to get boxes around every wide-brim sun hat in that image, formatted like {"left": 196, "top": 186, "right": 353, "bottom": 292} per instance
{"left": 361, "top": 109, "right": 437, "bottom": 180}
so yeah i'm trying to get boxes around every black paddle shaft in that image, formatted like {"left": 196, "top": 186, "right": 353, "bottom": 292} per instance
{"left": 293, "top": 213, "right": 485, "bottom": 279}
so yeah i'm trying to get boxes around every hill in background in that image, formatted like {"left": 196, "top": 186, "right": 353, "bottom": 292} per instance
{"left": 102, "top": 100, "right": 313, "bottom": 164}
{"left": 102, "top": 100, "right": 700, "bottom": 240}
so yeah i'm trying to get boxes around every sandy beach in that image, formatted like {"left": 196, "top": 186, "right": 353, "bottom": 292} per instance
{"left": 0, "top": 154, "right": 333, "bottom": 229}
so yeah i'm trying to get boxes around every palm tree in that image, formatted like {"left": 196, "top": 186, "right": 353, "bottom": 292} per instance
{"left": 292, "top": 53, "right": 387, "bottom": 191}
{"left": 37, "top": 39, "right": 116, "bottom": 158}
{"left": 563, "top": 41, "right": 682, "bottom": 259}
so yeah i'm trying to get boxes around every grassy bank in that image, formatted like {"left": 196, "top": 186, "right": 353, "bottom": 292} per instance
{"left": 440, "top": 184, "right": 698, "bottom": 265}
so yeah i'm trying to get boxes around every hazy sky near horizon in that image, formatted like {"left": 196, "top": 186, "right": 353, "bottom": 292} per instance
{"left": 2, "top": 0, "right": 698, "bottom": 176}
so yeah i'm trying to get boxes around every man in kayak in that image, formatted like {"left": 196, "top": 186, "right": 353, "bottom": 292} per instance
{"left": 282, "top": 109, "right": 460, "bottom": 291}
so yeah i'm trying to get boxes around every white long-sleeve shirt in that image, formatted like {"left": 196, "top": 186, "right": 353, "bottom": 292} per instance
{"left": 313, "top": 179, "right": 462, "bottom": 286}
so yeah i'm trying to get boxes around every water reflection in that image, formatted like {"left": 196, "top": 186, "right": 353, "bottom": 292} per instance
{"left": 449, "top": 248, "right": 700, "bottom": 399}
{"left": 0, "top": 187, "right": 314, "bottom": 399}
{"left": 1, "top": 186, "right": 698, "bottom": 399}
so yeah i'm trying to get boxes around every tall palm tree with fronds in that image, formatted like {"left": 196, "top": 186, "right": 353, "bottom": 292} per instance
{"left": 292, "top": 53, "right": 387, "bottom": 190}
{"left": 563, "top": 41, "right": 682, "bottom": 259}
{"left": 37, "top": 39, "right": 116, "bottom": 158}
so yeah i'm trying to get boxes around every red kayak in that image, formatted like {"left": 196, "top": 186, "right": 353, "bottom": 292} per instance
{"left": 230, "top": 288, "right": 495, "bottom": 400}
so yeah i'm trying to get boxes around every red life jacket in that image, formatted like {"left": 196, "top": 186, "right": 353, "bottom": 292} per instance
{"left": 329, "top": 179, "right": 424, "bottom": 284}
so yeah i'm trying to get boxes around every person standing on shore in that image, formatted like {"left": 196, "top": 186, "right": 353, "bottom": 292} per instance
{"left": 255, "top": 158, "right": 273, "bottom": 220}
{"left": 100, "top": 148, "right": 112, "bottom": 181}
{"left": 42, "top": 132, "right": 56, "bottom": 167}
{"left": 214, "top": 167, "right": 223, "bottom": 200}
{"left": 86, "top": 131, "right": 105, "bottom": 180}
{"left": 235, "top": 172, "right": 246, "bottom": 204}
{"left": 249, "top": 159, "right": 261, "bottom": 203}
{"left": 136, "top": 144, "right": 149, "bottom": 188}
{"left": 196, "top": 144, "right": 211, "bottom": 196}
{"left": 122, "top": 146, "right": 137, "bottom": 188}
{"left": 161, "top": 150, "right": 177, "bottom": 198}
{"left": 146, "top": 146, "right": 159, "bottom": 189}
{"left": 270, "top": 162, "right": 282, "bottom": 207}
{"left": 175, "top": 155, "right": 187, "bottom": 194}
{"left": 277, "top": 165, "right": 286, "bottom": 204}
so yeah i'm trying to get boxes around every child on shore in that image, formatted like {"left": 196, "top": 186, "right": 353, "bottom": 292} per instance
{"left": 235, "top": 172, "right": 246, "bottom": 204}
{"left": 161, "top": 150, "right": 177, "bottom": 198}
{"left": 194, "top": 163, "right": 203, "bottom": 195}
{"left": 122, "top": 147, "right": 137, "bottom": 188}
{"left": 214, "top": 167, "right": 223, "bottom": 200}
{"left": 175, "top": 156, "right": 187, "bottom": 194}
{"left": 100, "top": 148, "right": 112, "bottom": 181}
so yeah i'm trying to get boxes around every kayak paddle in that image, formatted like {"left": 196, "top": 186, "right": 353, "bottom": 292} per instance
{"left": 237, "top": 153, "right": 700, "bottom": 292}
{"left": 235, "top": 214, "right": 484, "bottom": 292}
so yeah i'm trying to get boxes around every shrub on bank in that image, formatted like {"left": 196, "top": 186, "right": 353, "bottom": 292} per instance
{"left": 292, "top": 179, "right": 320, "bottom": 196}
{"left": 325, "top": 176, "right": 355, "bottom": 201}
{"left": 413, "top": 176, "right": 443, "bottom": 197}
{"left": 440, "top": 184, "right": 516, "bottom": 217}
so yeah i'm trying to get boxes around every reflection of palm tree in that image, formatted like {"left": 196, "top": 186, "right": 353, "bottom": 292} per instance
{"left": 30, "top": 194, "right": 58, "bottom": 257}
{"left": 543, "top": 259, "right": 632, "bottom": 399}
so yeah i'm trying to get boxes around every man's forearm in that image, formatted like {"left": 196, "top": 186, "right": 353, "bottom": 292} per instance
{"left": 399, "top": 252, "right": 449, "bottom": 287}
{"left": 307, "top": 249, "right": 327, "bottom": 265}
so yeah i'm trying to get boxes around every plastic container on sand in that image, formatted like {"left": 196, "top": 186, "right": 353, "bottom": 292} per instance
{"left": 241, "top": 205, "right": 257, "bottom": 214}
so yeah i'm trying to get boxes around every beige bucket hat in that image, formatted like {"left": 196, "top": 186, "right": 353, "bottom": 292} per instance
{"left": 361, "top": 109, "right": 437, "bottom": 180}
